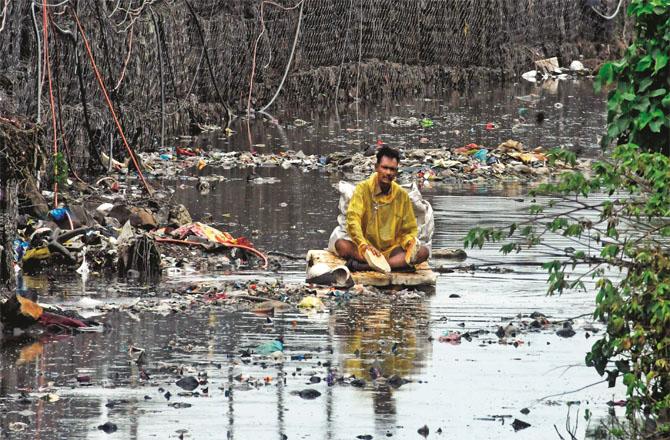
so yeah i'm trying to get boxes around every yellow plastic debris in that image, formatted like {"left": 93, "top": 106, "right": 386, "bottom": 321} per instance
{"left": 22, "top": 247, "right": 50, "bottom": 262}
{"left": 16, "top": 295, "right": 44, "bottom": 320}
{"left": 297, "top": 296, "right": 324, "bottom": 309}
{"left": 520, "top": 153, "right": 536, "bottom": 164}
{"left": 497, "top": 140, "right": 524, "bottom": 152}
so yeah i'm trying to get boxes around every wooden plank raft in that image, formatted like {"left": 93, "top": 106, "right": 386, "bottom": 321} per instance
{"left": 306, "top": 249, "right": 437, "bottom": 287}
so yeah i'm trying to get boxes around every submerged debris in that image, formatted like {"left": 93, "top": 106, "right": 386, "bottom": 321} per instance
{"left": 511, "top": 418, "right": 531, "bottom": 431}
{"left": 292, "top": 389, "right": 321, "bottom": 399}
{"left": 97, "top": 422, "right": 118, "bottom": 434}
{"left": 176, "top": 376, "right": 199, "bottom": 391}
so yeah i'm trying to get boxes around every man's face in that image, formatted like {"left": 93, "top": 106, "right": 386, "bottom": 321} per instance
{"left": 375, "top": 155, "right": 399, "bottom": 186}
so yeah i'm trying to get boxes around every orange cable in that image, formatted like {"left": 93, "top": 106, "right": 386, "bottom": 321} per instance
{"left": 71, "top": 9, "right": 153, "bottom": 195}
{"left": 42, "top": 0, "right": 59, "bottom": 207}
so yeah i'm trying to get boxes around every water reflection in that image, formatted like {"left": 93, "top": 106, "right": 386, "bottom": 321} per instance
{"left": 337, "top": 298, "right": 429, "bottom": 381}
{"left": 335, "top": 296, "right": 431, "bottom": 435}
{"left": 186, "top": 80, "right": 606, "bottom": 159}
{"left": 172, "top": 168, "right": 341, "bottom": 255}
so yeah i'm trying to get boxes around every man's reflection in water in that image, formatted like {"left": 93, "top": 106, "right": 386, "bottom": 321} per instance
{"left": 334, "top": 294, "right": 431, "bottom": 429}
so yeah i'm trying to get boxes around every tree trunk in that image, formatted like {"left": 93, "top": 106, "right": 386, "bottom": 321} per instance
{"left": 0, "top": 156, "right": 18, "bottom": 292}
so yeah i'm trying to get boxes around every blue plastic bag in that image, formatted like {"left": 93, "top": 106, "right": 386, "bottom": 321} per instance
{"left": 256, "top": 339, "right": 284, "bottom": 355}
{"left": 13, "top": 239, "right": 28, "bottom": 261}
{"left": 49, "top": 207, "right": 70, "bottom": 222}
{"left": 473, "top": 149, "right": 488, "bottom": 162}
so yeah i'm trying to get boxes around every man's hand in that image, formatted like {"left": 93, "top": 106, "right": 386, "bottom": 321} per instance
{"left": 362, "top": 244, "right": 382, "bottom": 258}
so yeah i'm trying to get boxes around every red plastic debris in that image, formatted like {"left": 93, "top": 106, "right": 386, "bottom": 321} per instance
{"left": 438, "top": 332, "right": 462, "bottom": 344}
{"left": 176, "top": 147, "right": 196, "bottom": 157}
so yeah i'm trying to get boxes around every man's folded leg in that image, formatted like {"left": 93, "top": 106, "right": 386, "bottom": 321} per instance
{"left": 387, "top": 244, "right": 430, "bottom": 272}
{"left": 334, "top": 239, "right": 372, "bottom": 271}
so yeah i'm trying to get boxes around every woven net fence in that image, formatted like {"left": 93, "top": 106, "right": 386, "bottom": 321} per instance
{"left": 0, "top": 0, "right": 627, "bottom": 169}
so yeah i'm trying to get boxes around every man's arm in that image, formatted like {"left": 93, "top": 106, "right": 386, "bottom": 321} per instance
{"left": 398, "top": 195, "right": 418, "bottom": 250}
{"left": 346, "top": 186, "right": 370, "bottom": 256}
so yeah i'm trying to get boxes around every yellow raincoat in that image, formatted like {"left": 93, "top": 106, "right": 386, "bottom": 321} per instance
{"left": 346, "top": 173, "right": 417, "bottom": 258}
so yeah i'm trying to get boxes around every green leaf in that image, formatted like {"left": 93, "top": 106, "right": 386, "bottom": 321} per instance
{"left": 638, "top": 77, "right": 653, "bottom": 92}
{"left": 653, "top": 52, "right": 669, "bottom": 74}
{"left": 649, "top": 117, "right": 664, "bottom": 133}
{"left": 638, "top": 111, "right": 653, "bottom": 129}
{"left": 598, "top": 63, "right": 614, "bottom": 84}
{"left": 636, "top": 55, "right": 653, "bottom": 72}
{"left": 649, "top": 108, "right": 666, "bottom": 133}
{"left": 632, "top": 97, "right": 650, "bottom": 112}
{"left": 662, "top": 94, "right": 670, "bottom": 108}
{"left": 564, "top": 223, "right": 584, "bottom": 237}
{"left": 648, "top": 88, "right": 667, "bottom": 97}
{"left": 601, "top": 244, "right": 619, "bottom": 259}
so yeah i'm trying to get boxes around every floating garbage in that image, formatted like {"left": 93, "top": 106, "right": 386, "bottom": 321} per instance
{"left": 305, "top": 262, "right": 353, "bottom": 288}
{"left": 297, "top": 296, "right": 325, "bottom": 310}
{"left": 439, "top": 332, "right": 462, "bottom": 344}
{"left": 521, "top": 70, "right": 538, "bottom": 82}
{"left": 419, "top": 118, "right": 434, "bottom": 128}
{"left": 0, "top": 294, "right": 101, "bottom": 334}
{"left": 133, "top": 136, "right": 588, "bottom": 187}
{"left": 256, "top": 338, "right": 284, "bottom": 355}
{"left": 473, "top": 149, "right": 488, "bottom": 162}
{"left": 175, "top": 376, "right": 199, "bottom": 391}
{"left": 291, "top": 388, "right": 321, "bottom": 399}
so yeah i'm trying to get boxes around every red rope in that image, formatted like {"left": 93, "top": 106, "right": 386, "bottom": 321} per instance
{"left": 155, "top": 237, "right": 269, "bottom": 269}
{"left": 42, "top": 0, "right": 59, "bottom": 207}
{"left": 71, "top": 9, "right": 153, "bottom": 196}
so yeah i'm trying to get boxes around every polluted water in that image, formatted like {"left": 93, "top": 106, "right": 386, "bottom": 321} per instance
{"left": 0, "top": 81, "right": 623, "bottom": 440}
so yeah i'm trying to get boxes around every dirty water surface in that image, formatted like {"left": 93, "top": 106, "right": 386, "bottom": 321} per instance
{"left": 1, "top": 80, "right": 625, "bottom": 439}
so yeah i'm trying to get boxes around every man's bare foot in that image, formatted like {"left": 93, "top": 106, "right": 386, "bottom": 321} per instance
{"left": 346, "top": 258, "right": 372, "bottom": 272}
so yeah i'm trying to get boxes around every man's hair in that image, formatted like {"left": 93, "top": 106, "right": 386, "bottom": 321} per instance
{"left": 376, "top": 146, "right": 400, "bottom": 164}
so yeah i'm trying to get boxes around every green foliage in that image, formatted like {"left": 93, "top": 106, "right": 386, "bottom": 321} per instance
{"left": 546, "top": 147, "right": 577, "bottom": 167}
{"left": 53, "top": 152, "right": 68, "bottom": 185}
{"left": 595, "top": 0, "right": 670, "bottom": 153}
{"left": 465, "top": 1, "right": 670, "bottom": 432}
{"left": 466, "top": 143, "right": 670, "bottom": 431}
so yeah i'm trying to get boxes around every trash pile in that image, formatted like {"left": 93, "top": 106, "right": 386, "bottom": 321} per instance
{"left": 338, "top": 139, "right": 591, "bottom": 183}
{"left": 12, "top": 187, "right": 267, "bottom": 281}
{"left": 136, "top": 138, "right": 590, "bottom": 184}
{"left": 521, "top": 56, "right": 592, "bottom": 83}
{"left": 88, "top": 278, "right": 389, "bottom": 318}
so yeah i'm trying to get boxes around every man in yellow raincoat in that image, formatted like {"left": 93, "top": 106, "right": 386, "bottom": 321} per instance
{"left": 335, "top": 146, "right": 429, "bottom": 272}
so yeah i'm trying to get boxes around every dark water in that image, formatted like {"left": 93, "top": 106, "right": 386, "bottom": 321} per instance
{"left": 186, "top": 79, "right": 606, "bottom": 158}
{"left": 1, "top": 80, "right": 625, "bottom": 439}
